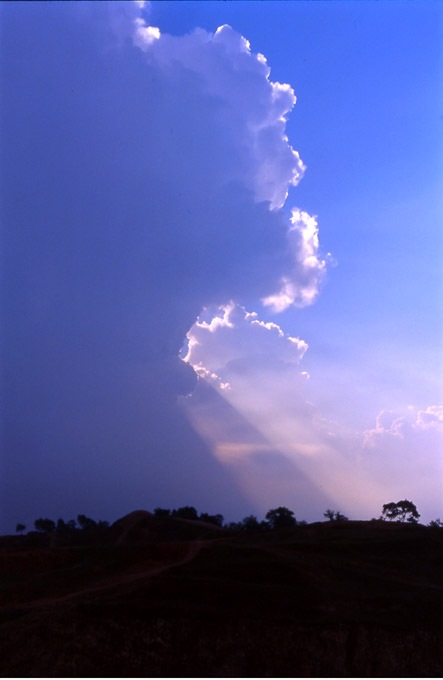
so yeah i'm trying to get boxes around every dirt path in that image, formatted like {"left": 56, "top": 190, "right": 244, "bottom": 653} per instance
{"left": 14, "top": 539, "right": 209, "bottom": 612}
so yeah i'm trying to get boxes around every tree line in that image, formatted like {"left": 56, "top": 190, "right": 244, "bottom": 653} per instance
{"left": 15, "top": 514, "right": 109, "bottom": 535}
{"left": 15, "top": 499, "right": 442, "bottom": 535}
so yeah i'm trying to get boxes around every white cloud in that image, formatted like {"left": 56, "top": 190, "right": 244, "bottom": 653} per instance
{"left": 133, "top": 20, "right": 160, "bottom": 48}
{"left": 185, "top": 302, "right": 307, "bottom": 374}
{"left": 131, "top": 23, "right": 304, "bottom": 211}
{"left": 263, "top": 209, "right": 327, "bottom": 311}
{"left": 364, "top": 405, "right": 443, "bottom": 447}
{"left": 414, "top": 405, "right": 443, "bottom": 430}
{"left": 106, "top": 1, "right": 153, "bottom": 46}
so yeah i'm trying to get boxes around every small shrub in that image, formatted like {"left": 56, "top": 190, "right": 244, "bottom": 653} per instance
{"left": 324, "top": 509, "right": 348, "bottom": 522}
{"left": 428, "top": 518, "right": 443, "bottom": 528}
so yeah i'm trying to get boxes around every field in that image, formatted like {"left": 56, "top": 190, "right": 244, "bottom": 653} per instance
{"left": 1, "top": 512, "right": 442, "bottom": 676}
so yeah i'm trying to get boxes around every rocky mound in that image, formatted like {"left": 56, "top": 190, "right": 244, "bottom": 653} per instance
{"left": 111, "top": 510, "right": 224, "bottom": 546}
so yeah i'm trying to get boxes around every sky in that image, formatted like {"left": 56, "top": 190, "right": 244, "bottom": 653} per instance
{"left": 1, "top": 1, "right": 442, "bottom": 532}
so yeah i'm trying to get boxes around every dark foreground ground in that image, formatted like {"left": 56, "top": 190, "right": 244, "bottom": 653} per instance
{"left": 1, "top": 512, "right": 442, "bottom": 677}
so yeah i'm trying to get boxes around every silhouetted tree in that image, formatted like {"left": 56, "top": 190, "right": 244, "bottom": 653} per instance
{"left": 15, "top": 523, "right": 26, "bottom": 534}
{"left": 171, "top": 506, "right": 199, "bottom": 521}
{"left": 381, "top": 500, "right": 420, "bottom": 523}
{"left": 34, "top": 518, "right": 56, "bottom": 533}
{"left": 154, "top": 508, "right": 171, "bottom": 517}
{"left": 323, "top": 509, "right": 335, "bottom": 521}
{"left": 265, "top": 507, "right": 296, "bottom": 529}
{"left": 97, "top": 520, "right": 109, "bottom": 529}
{"left": 199, "top": 512, "right": 224, "bottom": 527}
{"left": 226, "top": 521, "right": 243, "bottom": 532}
{"left": 77, "top": 514, "right": 98, "bottom": 530}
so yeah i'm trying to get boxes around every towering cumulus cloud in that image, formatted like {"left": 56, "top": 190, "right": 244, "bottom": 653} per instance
{"left": 2, "top": 3, "right": 326, "bottom": 531}
{"left": 129, "top": 7, "right": 326, "bottom": 310}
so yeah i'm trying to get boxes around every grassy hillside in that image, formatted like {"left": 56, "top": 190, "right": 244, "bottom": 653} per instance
{"left": 1, "top": 514, "right": 442, "bottom": 676}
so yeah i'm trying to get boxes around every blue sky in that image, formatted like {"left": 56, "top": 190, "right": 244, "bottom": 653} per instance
{"left": 2, "top": 2, "right": 442, "bottom": 532}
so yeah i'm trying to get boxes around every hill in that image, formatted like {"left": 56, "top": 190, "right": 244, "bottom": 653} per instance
{"left": 1, "top": 514, "right": 442, "bottom": 676}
